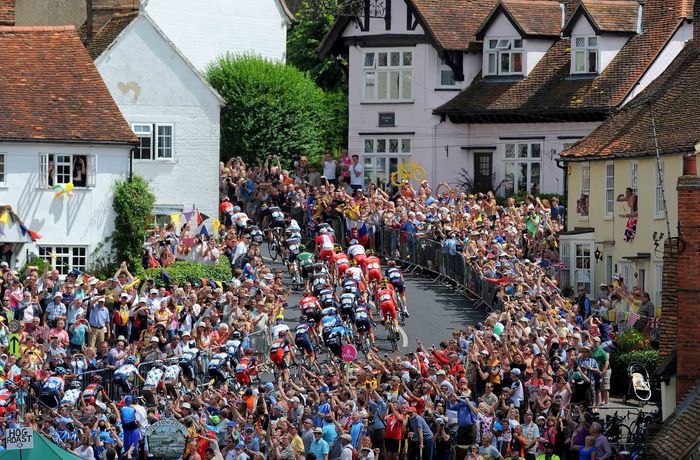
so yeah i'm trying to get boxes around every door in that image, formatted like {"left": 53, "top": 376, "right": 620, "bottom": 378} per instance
{"left": 473, "top": 152, "right": 493, "bottom": 193}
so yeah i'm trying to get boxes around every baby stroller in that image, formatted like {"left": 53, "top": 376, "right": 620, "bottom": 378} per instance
{"left": 624, "top": 362, "right": 652, "bottom": 406}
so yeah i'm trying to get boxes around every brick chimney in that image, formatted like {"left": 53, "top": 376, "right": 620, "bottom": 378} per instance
{"left": 675, "top": 152, "right": 700, "bottom": 401}
{"left": 0, "top": 0, "right": 15, "bottom": 26}
{"left": 695, "top": 0, "right": 700, "bottom": 48}
{"left": 85, "top": 0, "right": 139, "bottom": 42}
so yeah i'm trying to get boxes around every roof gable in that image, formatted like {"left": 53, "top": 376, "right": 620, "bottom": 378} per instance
{"left": 562, "top": 0, "right": 640, "bottom": 36}
{"left": 649, "top": 379, "right": 700, "bottom": 458}
{"left": 476, "top": 0, "right": 563, "bottom": 40}
{"left": 92, "top": 12, "right": 225, "bottom": 106}
{"left": 0, "top": 26, "right": 137, "bottom": 144}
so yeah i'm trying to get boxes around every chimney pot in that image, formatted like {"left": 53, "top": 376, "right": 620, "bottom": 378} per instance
{"left": 684, "top": 152, "right": 698, "bottom": 176}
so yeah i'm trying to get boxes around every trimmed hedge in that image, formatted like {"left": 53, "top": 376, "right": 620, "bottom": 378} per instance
{"left": 145, "top": 258, "right": 232, "bottom": 288}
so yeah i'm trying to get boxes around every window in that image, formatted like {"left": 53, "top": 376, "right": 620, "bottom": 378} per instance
{"left": 363, "top": 50, "right": 413, "bottom": 102}
{"left": 39, "top": 154, "right": 96, "bottom": 188}
{"left": 504, "top": 142, "right": 541, "bottom": 195}
{"left": 132, "top": 123, "right": 174, "bottom": 160}
{"left": 605, "top": 162, "right": 615, "bottom": 217}
{"left": 560, "top": 242, "right": 571, "bottom": 288}
{"left": 629, "top": 160, "right": 639, "bottom": 193}
{"left": 0, "top": 154, "right": 4, "bottom": 185}
{"left": 438, "top": 58, "right": 456, "bottom": 87}
{"left": 38, "top": 246, "right": 87, "bottom": 276}
{"left": 619, "top": 262, "right": 632, "bottom": 288}
{"left": 572, "top": 36, "right": 598, "bottom": 74}
{"left": 655, "top": 159, "right": 665, "bottom": 217}
{"left": 580, "top": 163, "right": 590, "bottom": 197}
{"left": 363, "top": 136, "right": 411, "bottom": 187}
{"left": 485, "top": 38, "right": 523, "bottom": 75}
{"left": 575, "top": 243, "right": 592, "bottom": 293}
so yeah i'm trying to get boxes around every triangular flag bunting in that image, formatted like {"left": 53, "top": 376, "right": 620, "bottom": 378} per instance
{"left": 183, "top": 211, "right": 194, "bottom": 222}
{"left": 199, "top": 212, "right": 210, "bottom": 222}
{"left": 0, "top": 212, "right": 7, "bottom": 224}
{"left": 19, "top": 224, "right": 27, "bottom": 237}
{"left": 170, "top": 213, "right": 180, "bottom": 227}
{"left": 28, "top": 230, "right": 42, "bottom": 241}
{"left": 196, "top": 211, "right": 204, "bottom": 225}
{"left": 199, "top": 225, "right": 209, "bottom": 236}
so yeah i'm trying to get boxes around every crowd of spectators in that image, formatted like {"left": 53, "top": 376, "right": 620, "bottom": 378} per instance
{"left": 0, "top": 152, "right": 656, "bottom": 460}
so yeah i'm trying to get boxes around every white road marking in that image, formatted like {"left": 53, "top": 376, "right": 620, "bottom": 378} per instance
{"left": 398, "top": 326, "right": 408, "bottom": 348}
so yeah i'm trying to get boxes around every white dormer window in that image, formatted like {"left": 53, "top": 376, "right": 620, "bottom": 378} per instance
{"left": 485, "top": 38, "right": 523, "bottom": 76}
{"left": 572, "top": 36, "right": 598, "bottom": 74}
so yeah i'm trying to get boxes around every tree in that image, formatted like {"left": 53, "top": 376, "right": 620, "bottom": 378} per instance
{"left": 287, "top": 0, "right": 347, "bottom": 92}
{"left": 112, "top": 176, "right": 155, "bottom": 272}
{"left": 206, "top": 54, "right": 337, "bottom": 164}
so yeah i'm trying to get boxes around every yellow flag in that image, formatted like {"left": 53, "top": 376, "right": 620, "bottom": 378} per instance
{"left": 212, "top": 219, "right": 220, "bottom": 233}
{"left": 123, "top": 277, "right": 140, "bottom": 291}
{"left": 47, "top": 251, "right": 57, "bottom": 260}
{"left": 170, "top": 213, "right": 180, "bottom": 227}
{"left": 0, "top": 212, "right": 8, "bottom": 224}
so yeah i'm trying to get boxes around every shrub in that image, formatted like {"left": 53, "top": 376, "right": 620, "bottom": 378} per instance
{"left": 112, "top": 176, "right": 156, "bottom": 273}
{"left": 144, "top": 258, "right": 232, "bottom": 288}
{"left": 616, "top": 329, "right": 649, "bottom": 352}
{"left": 206, "top": 55, "right": 335, "bottom": 165}
{"left": 19, "top": 256, "right": 48, "bottom": 279}
{"left": 610, "top": 349, "right": 659, "bottom": 395}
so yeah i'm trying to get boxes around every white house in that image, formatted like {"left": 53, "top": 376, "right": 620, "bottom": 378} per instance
{"left": 0, "top": 25, "right": 137, "bottom": 271}
{"left": 321, "top": 0, "right": 693, "bottom": 195}
{"left": 88, "top": 11, "right": 226, "bottom": 221}
{"left": 143, "top": 0, "right": 295, "bottom": 69}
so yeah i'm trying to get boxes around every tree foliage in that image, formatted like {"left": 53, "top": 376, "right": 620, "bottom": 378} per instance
{"left": 145, "top": 258, "right": 232, "bottom": 288}
{"left": 287, "top": 0, "right": 347, "bottom": 92}
{"left": 206, "top": 55, "right": 343, "bottom": 164}
{"left": 112, "top": 176, "right": 156, "bottom": 272}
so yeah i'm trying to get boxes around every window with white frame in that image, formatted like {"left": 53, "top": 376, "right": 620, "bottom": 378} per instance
{"left": 38, "top": 246, "right": 87, "bottom": 276}
{"left": 581, "top": 163, "right": 590, "bottom": 197}
{"left": 560, "top": 242, "right": 571, "bottom": 288}
{"left": 485, "top": 38, "right": 523, "bottom": 76}
{"left": 363, "top": 50, "right": 413, "bottom": 102}
{"left": 655, "top": 159, "right": 665, "bottom": 217}
{"left": 0, "top": 154, "right": 5, "bottom": 185}
{"left": 132, "top": 123, "right": 174, "bottom": 160}
{"left": 605, "top": 162, "right": 615, "bottom": 217}
{"left": 363, "top": 137, "right": 411, "bottom": 187}
{"left": 39, "top": 154, "right": 96, "bottom": 188}
{"left": 619, "top": 262, "right": 632, "bottom": 288}
{"left": 572, "top": 36, "right": 598, "bottom": 74}
{"left": 629, "top": 160, "right": 639, "bottom": 193}
{"left": 575, "top": 243, "right": 592, "bottom": 293}
{"left": 504, "top": 141, "right": 541, "bottom": 195}
{"left": 438, "top": 58, "right": 457, "bottom": 87}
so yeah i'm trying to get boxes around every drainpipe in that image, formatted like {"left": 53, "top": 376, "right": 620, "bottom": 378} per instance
{"left": 555, "top": 157, "right": 568, "bottom": 229}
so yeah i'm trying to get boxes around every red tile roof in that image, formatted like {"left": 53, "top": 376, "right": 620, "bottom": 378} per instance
{"left": 410, "top": 0, "right": 498, "bottom": 49}
{"left": 86, "top": 11, "right": 138, "bottom": 59}
{"left": 476, "top": 0, "right": 563, "bottom": 39}
{"left": 0, "top": 26, "right": 138, "bottom": 144}
{"left": 435, "top": 0, "right": 687, "bottom": 121}
{"left": 649, "top": 379, "right": 700, "bottom": 458}
{"left": 562, "top": 0, "right": 639, "bottom": 36}
{"left": 561, "top": 43, "right": 700, "bottom": 160}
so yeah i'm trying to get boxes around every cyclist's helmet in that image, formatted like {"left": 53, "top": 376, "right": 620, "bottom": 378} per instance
{"left": 334, "top": 244, "right": 343, "bottom": 252}
{"left": 55, "top": 367, "right": 66, "bottom": 375}
{"left": 322, "top": 298, "right": 335, "bottom": 308}
{"left": 232, "top": 206, "right": 241, "bottom": 213}
{"left": 319, "top": 228, "right": 328, "bottom": 235}
{"left": 388, "top": 260, "right": 397, "bottom": 267}
{"left": 380, "top": 278, "right": 389, "bottom": 287}
{"left": 299, "top": 315, "right": 308, "bottom": 322}
{"left": 127, "top": 356, "right": 137, "bottom": 364}
{"left": 278, "top": 329, "right": 287, "bottom": 338}
{"left": 70, "top": 380, "right": 82, "bottom": 389}
{"left": 93, "top": 375, "right": 103, "bottom": 383}
{"left": 366, "top": 249, "right": 374, "bottom": 256}
{"left": 244, "top": 348, "right": 253, "bottom": 356}
{"left": 322, "top": 307, "right": 337, "bottom": 316}
{"left": 344, "top": 286, "right": 353, "bottom": 293}
{"left": 231, "top": 331, "right": 242, "bottom": 340}
{"left": 275, "top": 314, "right": 284, "bottom": 323}
{"left": 303, "top": 290, "right": 312, "bottom": 297}
{"left": 350, "top": 260, "right": 357, "bottom": 267}
{"left": 299, "top": 244, "right": 306, "bottom": 252}
{"left": 350, "top": 239, "right": 358, "bottom": 245}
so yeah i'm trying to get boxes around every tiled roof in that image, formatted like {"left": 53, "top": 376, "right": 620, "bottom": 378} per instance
{"left": 476, "top": 0, "right": 563, "bottom": 39}
{"left": 410, "top": 0, "right": 498, "bottom": 49}
{"left": 435, "top": 0, "right": 687, "bottom": 120}
{"left": 561, "top": 44, "right": 700, "bottom": 160}
{"left": 562, "top": 0, "right": 639, "bottom": 36}
{"left": 86, "top": 11, "right": 138, "bottom": 59}
{"left": 648, "top": 379, "right": 700, "bottom": 459}
{"left": 0, "top": 26, "right": 138, "bottom": 144}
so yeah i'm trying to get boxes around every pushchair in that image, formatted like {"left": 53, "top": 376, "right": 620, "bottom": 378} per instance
{"left": 623, "top": 362, "right": 652, "bottom": 406}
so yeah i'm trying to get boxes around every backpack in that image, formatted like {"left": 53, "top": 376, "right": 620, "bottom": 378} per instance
{"left": 344, "top": 445, "right": 358, "bottom": 460}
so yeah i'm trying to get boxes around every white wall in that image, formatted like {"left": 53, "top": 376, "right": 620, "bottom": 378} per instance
{"left": 624, "top": 20, "right": 691, "bottom": 104}
{"left": 0, "top": 142, "right": 130, "bottom": 266}
{"left": 144, "top": 0, "right": 289, "bottom": 68}
{"left": 95, "top": 16, "right": 221, "bottom": 218}
{"left": 525, "top": 38, "right": 554, "bottom": 74}
{"left": 341, "top": 0, "right": 425, "bottom": 37}
{"left": 598, "top": 34, "right": 630, "bottom": 73}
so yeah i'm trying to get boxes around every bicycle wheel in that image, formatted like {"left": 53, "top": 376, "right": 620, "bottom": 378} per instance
{"left": 268, "top": 238, "right": 279, "bottom": 261}
{"left": 390, "top": 170, "right": 409, "bottom": 187}
{"left": 410, "top": 165, "right": 427, "bottom": 182}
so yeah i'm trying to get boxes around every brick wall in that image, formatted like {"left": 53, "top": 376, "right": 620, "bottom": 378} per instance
{"left": 87, "top": 0, "right": 138, "bottom": 40}
{"left": 0, "top": 0, "right": 15, "bottom": 25}
{"left": 675, "top": 161, "right": 700, "bottom": 401}
{"left": 659, "top": 238, "right": 678, "bottom": 358}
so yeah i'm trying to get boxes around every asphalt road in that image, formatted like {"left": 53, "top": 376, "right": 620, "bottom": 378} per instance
{"left": 262, "top": 252, "right": 486, "bottom": 355}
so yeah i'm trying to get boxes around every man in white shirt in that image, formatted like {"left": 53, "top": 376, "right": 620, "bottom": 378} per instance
{"left": 323, "top": 152, "right": 337, "bottom": 184}
{"left": 350, "top": 154, "right": 364, "bottom": 191}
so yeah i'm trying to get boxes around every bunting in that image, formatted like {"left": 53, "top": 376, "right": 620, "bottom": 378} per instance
{"left": 196, "top": 211, "right": 203, "bottom": 225}
{"left": 0, "top": 207, "right": 42, "bottom": 241}
{"left": 183, "top": 211, "right": 194, "bottom": 222}
{"left": 0, "top": 212, "right": 7, "bottom": 224}
{"left": 170, "top": 213, "right": 180, "bottom": 227}
{"left": 212, "top": 219, "right": 220, "bottom": 233}
{"left": 199, "top": 225, "right": 209, "bottom": 237}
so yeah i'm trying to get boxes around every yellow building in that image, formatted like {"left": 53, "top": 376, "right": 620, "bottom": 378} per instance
{"left": 560, "top": 41, "right": 699, "bottom": 304}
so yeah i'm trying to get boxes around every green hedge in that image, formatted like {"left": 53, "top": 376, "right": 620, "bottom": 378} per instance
{"left": 144, "top": 258, "right": 232, "bottom": 288}
{"left": 19, "top": 257, "right": 48, "bottom": 280}
{"left": 610, "top": 349, "right": 659, "bottom": 395}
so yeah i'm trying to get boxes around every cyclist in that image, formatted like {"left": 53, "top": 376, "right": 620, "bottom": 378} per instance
{"left": 269, "top": 330, "right": 296, "bottom": 382}
{"left": 354, "top": 293, "right": 377, "bottom": 350}
{"left": 332, "top": 245, "right": 351, "bottom": 282}
{"left": 163, "top": 360, "right": 185, "bottom": 399}
{"left": 271, "top": 314, "right": 290, "bottom": 339}
{"left": 179, "top": 341, "right": 200, "bottom": 391}
{"left": 339, "top": 286, "right": 358, "bottom": 323}
{"left": 113, "top": 356, "right": 145, "bottom": 398}
{"left": 317, "top": 283, "right": 337, "bottom": 309}
{"left": 315, "top": 227, "right": 335, "bottom": 262}
{"left": 60, "top": 380, "right": 83, "bottom": 408}
{"left": 300, "top": 290, "right": 322, "bottom": 339}
{"left": 41, "top": 367, "right": 66, "bottom": 408}
{"left": 296, "top": 245, "right": 315, "bottom": 289}
{"left": 266, "top": 205, "right": 286, "bottom": 241}
{"left": 142, "top": 361, "right": 165, "bottom": 406}
{"left": 320, "top": 306, "right": 342, "bottom": 347}
{"left": 82, "top": 375, "right": 111, "bottom": 406}
{"left": 326, "top": 324, "right": 349, "bottom": 361}
{"left": 234, "top": 349, "right": 259, "bottom": 386}
{"left": 231, "top": 206, "right": 249, "bottom": 235}
{"left": 284, "top": 225, "right": 302, "bottom": 267}
{"left": 376, "top": 279, "right": 400, "bottom": 331}
{"left": 294, "top": 316, "right": 317, "bottom": 367}
{"left": 344, "top": 260, "right": 367, "bottom": 292}
{"left": 246, "top": 223, "right": 264, "bottom": 246}
{"left": 310, "top": 263, "right": 330, "bottom": 297}
{"left": 347, "top": 239, "right": 367, "bottom": 269}
{"left": 342, "top": 277, "right": 361, "bottom": 301}
{"left": 365, "top": 249, "right": 382, "bottom": 290}
{"left": 386, "top": 260, "right": 409, "bottom": 317}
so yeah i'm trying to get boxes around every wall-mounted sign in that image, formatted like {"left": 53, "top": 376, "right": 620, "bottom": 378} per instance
{"left": 378, "top": 112, "right": 395, "bottom": 127}
{"left": 145, "top": 418, "right": 189, "bottom": 459}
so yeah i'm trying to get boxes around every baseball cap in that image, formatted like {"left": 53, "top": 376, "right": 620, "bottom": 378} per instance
{"left": 511, "top": 368, "right": 522, "bottom": 376}
{"left": 313, "top": 427, "right": 323, "bottom": 434}
{"left": 181, "top": 402, "right": 192, "bottom": 410}
{"left": 150, "top": 288, "right": 159, "bottom": 294}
